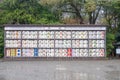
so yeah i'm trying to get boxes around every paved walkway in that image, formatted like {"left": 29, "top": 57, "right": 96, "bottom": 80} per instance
{"left": 0, "top": 60, "right": 120, "bottom": 80}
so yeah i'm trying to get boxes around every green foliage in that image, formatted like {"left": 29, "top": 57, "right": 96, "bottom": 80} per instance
{"left": 0, "top": 0, "right": 60, "bottom": 24}
{"left": 0, "top": 26, "right": 4, "bottom": 58}
{"left": 101, "top": 0, "right": 120, "bottom": 56}
{"left": 115, "top": 25, "right": 120, "bottom": 42}
{"left": 106, "top": 32, "right": 115, "bottom": 56}
{"left": 40, "top": 0, "right": 62, "bottom": 6}
{"left": 85, "top": 0, "right": 96, "bottom": 12}
{"left": 35, "top": 18, "right": 61, "bottom": 24}
{"left": 0, "top": 10, "right": 36, "bottom": 24}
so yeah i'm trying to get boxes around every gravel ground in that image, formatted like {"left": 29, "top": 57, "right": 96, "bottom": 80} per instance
{"left": 0, "top": 60, "right": 120, "bottom": 80}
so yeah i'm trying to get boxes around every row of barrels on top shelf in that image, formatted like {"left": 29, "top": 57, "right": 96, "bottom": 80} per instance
{"left": 5, "top": 31, "right": 105, "bottom": 39}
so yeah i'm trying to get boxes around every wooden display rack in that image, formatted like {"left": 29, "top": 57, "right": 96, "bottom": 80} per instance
{"left": 3, "top": 24, "right": 107, "bottom": 60}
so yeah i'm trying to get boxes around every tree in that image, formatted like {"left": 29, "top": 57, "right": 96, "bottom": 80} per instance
{"left": 101, "top": 0, "right": 120, "bottom": 56}
{"left": 113, "top": 0, "right": 120, "bottom": 43}
{"left": 85, "top": 0, "right": 103, "bottom": 24}
{"left": 0, "top": 0, "right": 60, "bottom": 24}
{"left": 102, "top": 0, "right": 120, "bottom": 31}
{"left": 40, "top": 0, "right": 107, "bottom": 24}
{"left": 40, "top": 0, "right": 85, "bottom": 24}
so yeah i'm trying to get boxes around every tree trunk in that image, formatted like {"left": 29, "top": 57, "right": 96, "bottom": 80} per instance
{"left": 89, "top": 6, "right": 101, "bottom": 24}
{"left": 89, "top": 12, "right": 94, "bottom": 24}
{"left": 70, "top": 3, "right": 84, "bottom": 24}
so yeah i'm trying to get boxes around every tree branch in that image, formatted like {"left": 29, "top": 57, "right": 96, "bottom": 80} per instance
{"left": 70, "top": 2, "right": 84, "bottom": 24}
{"left": 61, "top": 10, "right": 77, "bottom": 13}
{"left": 94, "top": 6, "right": 101, "bottom": 23}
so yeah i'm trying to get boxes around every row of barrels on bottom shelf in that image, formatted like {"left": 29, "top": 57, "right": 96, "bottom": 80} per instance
{"left": 5, "top": 48, "right": 105, "bottom": 57}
